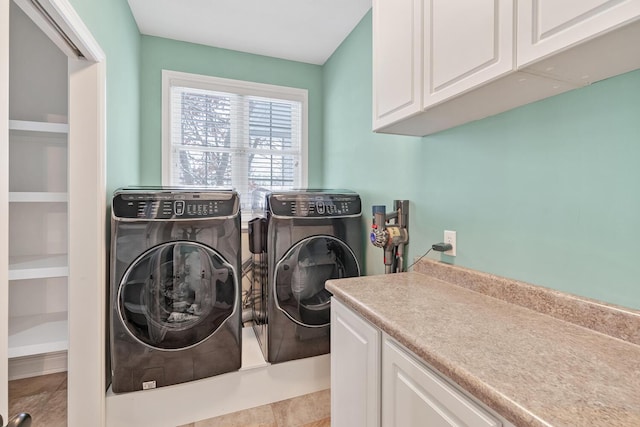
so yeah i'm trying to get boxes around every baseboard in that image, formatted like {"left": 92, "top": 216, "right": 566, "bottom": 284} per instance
{"left": 9, "top": 351, "right": 68, "bottom": 380}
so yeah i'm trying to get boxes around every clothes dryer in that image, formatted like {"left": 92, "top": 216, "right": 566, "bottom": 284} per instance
{"left": 250, "top": 189, "right": 362, "bottom": 363}
{"left": 110, "top": 187, "right": 241, "bottom": 393}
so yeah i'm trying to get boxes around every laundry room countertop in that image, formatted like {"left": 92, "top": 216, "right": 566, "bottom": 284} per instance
{"left": 325, "top": 259, "right": 640, "bottom": 427}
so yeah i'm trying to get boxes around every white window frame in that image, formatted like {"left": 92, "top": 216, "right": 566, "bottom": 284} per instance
{"left": 161, "top": 69, "right": 309, "bottom": 195}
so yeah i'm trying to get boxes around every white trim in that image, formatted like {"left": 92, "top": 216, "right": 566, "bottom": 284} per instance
{"left": 161, "top": 70, "right": 172, "bottom": 185}
{"left": 300, "top": 90, "right": 309, "bottom": 188}
{"left": 161, "top": 69, "right": 309, "bottom": 190}
{"left": 1, "top": 0, "right": 10, "bottom": 419}
{"left": 2, "top": 2, "right": 106, "bottom": 425}
{"left": 8, "top": 351, "right": 68, "bottom": 381}
{"left": 163, "top": 70, "right": 309, "bottom": 101}
{"left": 67, "top": 56, "right": 106, "bottom": 427}
{"left": 13, "top": 0, "right": 104, "bottom": 62}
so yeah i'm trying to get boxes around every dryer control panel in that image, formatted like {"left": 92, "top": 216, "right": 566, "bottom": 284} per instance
{"left": 268, "top": 192, "right": 361, "bottom": 218}
{"left": 112, "top": 189, "right": 239, "bottom": 219}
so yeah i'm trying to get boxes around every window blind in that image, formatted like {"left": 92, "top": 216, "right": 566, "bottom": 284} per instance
{"left": 168, "top": 83, "right": 303, "bottom": 213}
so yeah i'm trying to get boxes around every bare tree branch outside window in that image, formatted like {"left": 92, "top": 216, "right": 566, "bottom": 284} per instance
{"left": 171, "top": 86, "right": 302, "bottom": 212}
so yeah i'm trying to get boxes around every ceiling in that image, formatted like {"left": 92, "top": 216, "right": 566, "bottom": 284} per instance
{"left": 127, "top": 0, "right": 372, "bottom": 65}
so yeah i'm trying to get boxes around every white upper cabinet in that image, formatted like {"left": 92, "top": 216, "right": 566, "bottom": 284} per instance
{"left": 373, "top": 0, "right": 640, "bottom": 136}
{"left": 372, "top": 0, "right": 422, "bottom": 129}
{"left": 424, "top": 0, "right": 514, "bottom": 107}
{"left": 517, "top": 0, "right": 640, "bottom": 86}
{"left": 518, "top": 0, "right": 640, "bottom": 67}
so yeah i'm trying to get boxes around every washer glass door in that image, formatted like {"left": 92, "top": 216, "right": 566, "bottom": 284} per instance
{"left": 274, "top": 236, "right": 360, "bottom": 327}
{"left": 117, "top": 241, "right": 237, "bottom": 350}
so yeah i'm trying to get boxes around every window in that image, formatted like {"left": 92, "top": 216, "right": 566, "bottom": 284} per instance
{"left": 162, "top": 70, "right": 308, "bottom": 213}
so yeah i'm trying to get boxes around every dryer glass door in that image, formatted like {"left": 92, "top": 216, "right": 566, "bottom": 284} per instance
{"left": 117, "top": 241, "right": 237, "bottom": 350}
{"left": 274, "top": 236, "right": 360, "bottom": 327}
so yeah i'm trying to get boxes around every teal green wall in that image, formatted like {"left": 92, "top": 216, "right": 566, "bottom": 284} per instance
{"left": 139, "top": 36, "right": 324, "bottom": 186}
{"left": 69, "top": 0, "right": 141, "bottom": 195}
{"left": 323, "top": 11, "right": 640, "bottom": 310}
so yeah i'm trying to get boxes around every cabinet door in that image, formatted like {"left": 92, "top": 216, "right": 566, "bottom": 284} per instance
{"left": 372, "top": 0, "right": 423, "bottom": 130}
{"left": 517, "top": 0, "right": 640, "bottom": 67}
{"left": 331, "top": 298, "right": 381, "bottom": 427}
{"left": 382, "top": 337, "right": 501, "bottom": 427}
{"left": 423, "top": 0, "right": 514, "bottom": 107}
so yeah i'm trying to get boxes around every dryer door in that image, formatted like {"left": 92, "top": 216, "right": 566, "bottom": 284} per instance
{"left": 117, "top": 241, "right": 237, "bottom": 350}
{"left": 274, "top": 236, "right": 360, "bottom": 327}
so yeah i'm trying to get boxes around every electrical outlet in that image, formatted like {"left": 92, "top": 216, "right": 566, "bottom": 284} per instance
{"left": 444, "top": 230, "right": 456, "bottom": 256}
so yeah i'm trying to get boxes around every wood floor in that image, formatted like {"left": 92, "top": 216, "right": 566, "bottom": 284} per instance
{"left": 9, "top": 373, "right": 330, "bottom": 427}
{"left": 8, "top": 372, "right": 67, "bottom": 427}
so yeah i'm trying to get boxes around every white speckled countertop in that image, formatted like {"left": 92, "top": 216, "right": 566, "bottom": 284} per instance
{"left": 326, "top": 259, "right": 640, "bottom": 427}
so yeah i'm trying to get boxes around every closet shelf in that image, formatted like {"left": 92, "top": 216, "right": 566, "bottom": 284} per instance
{"left": 8, "top": 311, "right": 68, "bottom": 358}
{"left": 8, "top": 254, "right": 69, "bottom": 280}
{"left": 9, "top": 192, "right": 68, "bottom": 202}
{"left": 9, "top": 119, "right": 68, "bottom": 134}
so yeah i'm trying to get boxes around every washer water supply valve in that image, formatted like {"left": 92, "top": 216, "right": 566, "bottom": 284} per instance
{"left": 370, "top": 200, "right": 409, "bottom": 273}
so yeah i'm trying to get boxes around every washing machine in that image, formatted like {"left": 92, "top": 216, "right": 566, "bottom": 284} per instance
{"left": 249, "top": 189, "right": 363, "bottom": 364}
{"left": 109, "top": 187, "right": 242, "bottom": 393}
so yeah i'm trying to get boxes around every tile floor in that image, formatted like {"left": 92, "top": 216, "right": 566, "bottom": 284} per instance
{"left": 9, "top": 373, "right": 330, "bottom": 427}
{"left": 180, "top": 389, "right": 331, "bottom": 427}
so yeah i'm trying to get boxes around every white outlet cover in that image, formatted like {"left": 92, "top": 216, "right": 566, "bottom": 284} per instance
{"left": 444, "top": 230, "right": 456, "bottom": 256}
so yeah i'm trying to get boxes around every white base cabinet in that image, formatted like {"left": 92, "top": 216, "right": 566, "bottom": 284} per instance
{"left": 331, "top": 298, "right": 381, "bottom": 427}
{"left": 331, "top": 299, "right": 514, "bottom": 427}
{"left": 382, "top": 337, "right": 501, "bottom": 427}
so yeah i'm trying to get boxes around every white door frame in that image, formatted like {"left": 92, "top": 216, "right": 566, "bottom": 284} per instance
{"left": 1, "top": 0, "right": 10, "bottom": 419}
{"left": 1, "top": 0, "right": 107, "bottom": 425}
{"left": 67, "top": 54, "right": 107, "bottom": 427}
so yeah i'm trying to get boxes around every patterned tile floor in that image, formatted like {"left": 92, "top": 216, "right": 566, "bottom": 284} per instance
{"left": 9, "top": 373, "right": 330, "bottom": 427}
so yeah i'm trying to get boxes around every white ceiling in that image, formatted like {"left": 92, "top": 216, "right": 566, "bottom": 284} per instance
{"left": 127, "top": 0, "right": 372, "bottom": 65}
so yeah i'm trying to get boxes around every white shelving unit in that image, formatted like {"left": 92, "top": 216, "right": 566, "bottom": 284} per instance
{"left": 8, "top": 120, "right": 69, "bottom": 362}
{"left": 8, "top": 119, "right": 68, "bottom": 133}
{"left": 8, "top": 118, "right": 69, "bottom": 359}
{"left": 6, "top": 2, "right": 70, "bottom": 377}
{"left": 8, "top": 192, "right": 68, "bottom": 203}
{"left": 8, "top": 254, "right": 68, "bottom": 281}
{"left": 7, "top": 312, "right": 68, "bottom": 358}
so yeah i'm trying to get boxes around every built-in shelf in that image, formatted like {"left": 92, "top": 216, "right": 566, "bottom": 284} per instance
{"left": 8, "top": 192, "right": 68, "bottom": 202}
{"left": 8, "top": 254, "right": 68, "bottom": 280}
{"left": 9, "top": 119, "right": 68, "bottom": 134}
{"left": 8, "top": 311, "right": 68, "bottom": 358}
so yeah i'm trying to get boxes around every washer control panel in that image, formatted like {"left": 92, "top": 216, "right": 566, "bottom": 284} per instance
{"left": 268, "top": 192, "right": 361, "bottom": 218}
{"left": 113, "top": 189, "right": 239, "bottom": 219}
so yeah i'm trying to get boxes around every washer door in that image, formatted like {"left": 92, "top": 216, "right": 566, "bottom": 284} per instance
{"left": 274, "top": 236, "right": 360, "bottom": 327}
{"left": 117, "top": 241, "right": 237, "bottom": 350}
